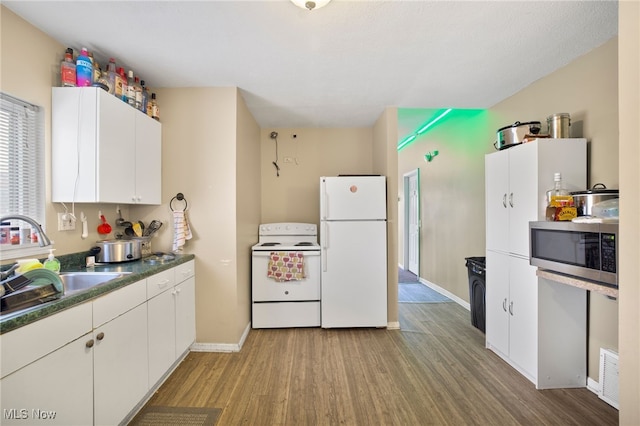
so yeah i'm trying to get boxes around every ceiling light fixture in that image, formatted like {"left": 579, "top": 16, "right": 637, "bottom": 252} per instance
{"left": 290, "top": 0, "right": 332, "bottom": 11}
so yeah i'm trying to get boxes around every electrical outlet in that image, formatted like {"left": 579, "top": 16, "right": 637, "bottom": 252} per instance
{"left": 284, "top": 157, "right": 293, "bottom": 163}
{"left": 57, "top": 213, "right": 76, "bottom": 231}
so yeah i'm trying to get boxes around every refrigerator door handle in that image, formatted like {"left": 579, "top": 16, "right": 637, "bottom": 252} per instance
{"left": 321, "top": 222, "right": 328, "bottom": 272}
{"left": 321, "top": 179, "right": 328, "bottom": 220}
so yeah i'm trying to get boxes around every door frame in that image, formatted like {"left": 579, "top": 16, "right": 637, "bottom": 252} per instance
{"left": 403, "top": 168, "right": 420, "bottom": 275}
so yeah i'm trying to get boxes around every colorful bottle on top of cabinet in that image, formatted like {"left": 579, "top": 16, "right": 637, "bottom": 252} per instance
{"left": 75, "top": 48, "right": 92, "bottom": 87}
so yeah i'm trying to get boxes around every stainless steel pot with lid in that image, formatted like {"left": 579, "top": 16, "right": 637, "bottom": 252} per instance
{"left": 90, "top": 239, "right": 142, "bottom": 263}
{"left": 547, "top": 113, "right": 571, "bottom": 138}
{"left": 494, "top": 121, "right": 542, "bottom": 150}
{"left": 570, "top": 183, "right": 619, "bottom": 216}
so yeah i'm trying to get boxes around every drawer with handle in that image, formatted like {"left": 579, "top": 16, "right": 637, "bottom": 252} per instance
{"left": 146, "top": 269, "right": 176, "bottom": 299}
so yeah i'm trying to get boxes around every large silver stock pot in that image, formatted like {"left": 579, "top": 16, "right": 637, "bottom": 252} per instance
{"left": 494, "top": 121, "right": 542, "bottom": 150}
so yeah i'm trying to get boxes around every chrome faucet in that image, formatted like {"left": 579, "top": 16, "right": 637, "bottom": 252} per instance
{"left": 0, "top": 215, "right": 52, "bottom": 247}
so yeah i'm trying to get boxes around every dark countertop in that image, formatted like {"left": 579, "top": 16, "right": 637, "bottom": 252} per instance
{"left": 0, "top": 253, "right": 195, "bottom": 335}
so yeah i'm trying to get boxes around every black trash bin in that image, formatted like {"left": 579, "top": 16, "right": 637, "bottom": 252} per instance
{"left": 465, "top": 257, "right": 486, "bottom": 333}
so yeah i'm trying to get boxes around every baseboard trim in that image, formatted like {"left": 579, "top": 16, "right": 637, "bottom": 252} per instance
{"left": 419, "top": 278, "right": 471, "bottom": 311}
{"left": 587, "top": 377, "right": 600, "bottom": 395}
{"left": 387, "top": 321, "right": 400, "bottom": 330}
{"left": 190, "top": 322, "right": 251, "bottom": 353}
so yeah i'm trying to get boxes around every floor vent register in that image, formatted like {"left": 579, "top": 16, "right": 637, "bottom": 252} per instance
{"left": 598, "top": 348, "right": 619, "bottom": 409}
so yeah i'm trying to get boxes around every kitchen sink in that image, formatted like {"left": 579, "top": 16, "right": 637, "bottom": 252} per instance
{"left": 60, "top": 272, "right": 132, "bottom": 294}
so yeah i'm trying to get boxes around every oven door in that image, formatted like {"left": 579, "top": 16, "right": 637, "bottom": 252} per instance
{"left": 252, "top": 250, "right": 321, "bottom": 301}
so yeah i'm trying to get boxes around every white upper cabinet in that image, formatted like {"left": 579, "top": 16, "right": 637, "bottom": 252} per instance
{"left": 485, "top": 138, "right": 587, "bottom": 257}
{"left": 52, "top": 87, "right": 161, "bottom": 205}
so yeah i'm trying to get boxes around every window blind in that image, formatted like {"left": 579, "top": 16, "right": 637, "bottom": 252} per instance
{"left": 0, "top": 92, "right": 45, "bottom": 230}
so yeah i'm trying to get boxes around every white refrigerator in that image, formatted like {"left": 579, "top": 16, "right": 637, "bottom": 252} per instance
{"left": 320, "top": 176, "right": 388, "bottom": 328}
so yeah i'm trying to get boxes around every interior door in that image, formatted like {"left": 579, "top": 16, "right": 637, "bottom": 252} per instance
{"left": 405, "top": 169, "right": 420, "bottom": 275}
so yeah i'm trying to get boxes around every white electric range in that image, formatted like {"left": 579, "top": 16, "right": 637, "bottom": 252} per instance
{"left": 251, "top": 223, "right": 321, "bottom": 328}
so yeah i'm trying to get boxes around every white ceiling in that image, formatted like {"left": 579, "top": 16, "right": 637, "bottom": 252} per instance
{"left": 4, "top": 1, "right": 618, "bottom": 131}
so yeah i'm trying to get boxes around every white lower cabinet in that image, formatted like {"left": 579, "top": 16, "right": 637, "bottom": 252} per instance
{"left": 148, "top": 260, "right": 196, "bottom": 387}
{"left": 93, "top": 303, "right": 148, "bottom": 426}
{"left": 486, "top": 250, "right": 588, "bottom": 389}
{"left": 0, "top": 260, "right": 196, "bottom": 425}
{"left": 175, "top": 276, "right": 196, "bottom": 357}
{"left": 0, "top": 332, "right": 94, "bottom": 425}
{"left": 148, "top": 286, "right": 177, "bottom": 386}
{"left": 486, "top": 251, "right": 537, "bottom": 380}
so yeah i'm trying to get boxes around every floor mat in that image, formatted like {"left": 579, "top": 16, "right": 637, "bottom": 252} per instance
{"left": 128, "top": 406, "right": 221, "bottom": 426}
{"left": 398, "top": 283, "right": 452, "bottom": 303}
{"left": 398, "top": 267, "right": 419, "bottom": 283}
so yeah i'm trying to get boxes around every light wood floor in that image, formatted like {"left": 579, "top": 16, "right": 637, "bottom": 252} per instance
{"left": 137, "top": 302, "right": 618, "bottom": 425}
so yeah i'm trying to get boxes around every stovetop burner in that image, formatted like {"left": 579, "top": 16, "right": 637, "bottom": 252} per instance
{"left": 260, "top": 242, "right": 281, "bottom": 247}
{"left": 295, "top": 242, "right": 314, "bottom": 246}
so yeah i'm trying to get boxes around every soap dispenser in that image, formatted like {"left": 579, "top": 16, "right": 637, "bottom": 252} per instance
{"left": 44, "top": 249, "right": 61, "bottom": 274}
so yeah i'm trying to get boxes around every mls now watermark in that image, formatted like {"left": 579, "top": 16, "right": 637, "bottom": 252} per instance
{"left": 4, "top": 408, "right": 57, "bottom": 420}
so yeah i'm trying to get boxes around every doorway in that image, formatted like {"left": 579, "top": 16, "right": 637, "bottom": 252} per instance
{"left": 403, "top": 169, "right": 420, "bottom": 276}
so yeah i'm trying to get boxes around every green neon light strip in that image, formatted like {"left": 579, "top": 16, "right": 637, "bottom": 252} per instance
{"left": 416, "top": 108, "right": 452, "bottom": 134}
{"left": 397, "top": 135, "right": 416, "bottom": 150}
{"left": 397, "top": 108, "right": 453, "bottom": 151}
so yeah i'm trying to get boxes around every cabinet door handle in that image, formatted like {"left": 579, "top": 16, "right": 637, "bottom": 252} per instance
{"left": 509, "top": 193, "right": 514, "bottom": 208}
{"left": 502, "top": 298, "right": 507, "bottom": 312}
{"left": 157, "top": 279, "right": 170, "bottom": 289}
{"left": 96, "top": 332, "right": 105, "bottom": 341}
{"left": 86, "top": 339, "right": 95, "bottom": 348}
{"left": 509, "top": 301, "right": 514, "bottom": 316}
{"left": 502, "top": 194, "right": 507, "bottom": 208}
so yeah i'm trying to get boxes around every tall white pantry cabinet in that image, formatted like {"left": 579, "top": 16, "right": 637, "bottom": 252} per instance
{"left": 485, "top": 138, "right": 589, "bottom": 389}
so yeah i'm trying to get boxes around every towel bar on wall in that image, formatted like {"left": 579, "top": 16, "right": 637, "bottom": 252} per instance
{"left": 170, "top": 193, "right": 188, "bottom": 211}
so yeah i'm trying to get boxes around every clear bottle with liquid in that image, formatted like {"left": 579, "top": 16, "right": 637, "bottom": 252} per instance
{"left": 127, "top": 70, "right": 136, "bottom": 107}
{"left": 106, "top": 58, "right": 117, "bottom": 94}
{"left": 140, "top": 80, "right": 149, "bottom": 113}
{"left": 134, "top": 76, "right": 143, "bottom": 110}
{"left": 148, "top": 93, "right": 159, "bottom": 120}
{"left": 118, "top": 67, "right": 128, "bottom": 102}
{"left": 545, "top": 172, "right": 575, "bottom": 221}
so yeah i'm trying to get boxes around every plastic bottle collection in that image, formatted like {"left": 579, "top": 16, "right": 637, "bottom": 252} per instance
{"left": 60, "top": 47, "right": 159, "bottom": 121}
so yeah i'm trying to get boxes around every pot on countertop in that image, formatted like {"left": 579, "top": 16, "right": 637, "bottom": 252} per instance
{"left": 494, "top": 121, "right": 542, "bottom": 150}
{"left": 570, "top": 183, "right": 619, "bottom": 216}
{"left": 90, "top": 239, "right": 142, "bottom": 263}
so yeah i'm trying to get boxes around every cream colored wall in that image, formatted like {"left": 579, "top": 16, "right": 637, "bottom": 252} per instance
{"left": 131, "top": 87, "right": 256, "bottom": 345}
{"left": 398, "top": 38, "right": 619, "bottom": 383}
{"left": 373, "top": 107, "right": 399, "bottom": 326}
{"left": 0, "top": 6, "right": 135, "bottom": 260}
{"left": 397, "top": 110, "right": 490, "bottom": 300}
{"left": 618, "top": 1, "right": 640, "bottom": 423}
{"left": 234, "top": 91, "right": 261, "bottom": 339}
{"left": 259, "top": 128, "right": 373, "bottom": 225}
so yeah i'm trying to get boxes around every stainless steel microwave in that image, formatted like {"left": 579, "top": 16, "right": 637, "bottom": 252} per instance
{"left": 529, "top": 221, "right": 618, "bottom": 286}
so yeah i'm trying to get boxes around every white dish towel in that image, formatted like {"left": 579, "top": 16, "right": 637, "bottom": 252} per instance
{"left": 172, "top": 210, "right": 193, "bottom": 252}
